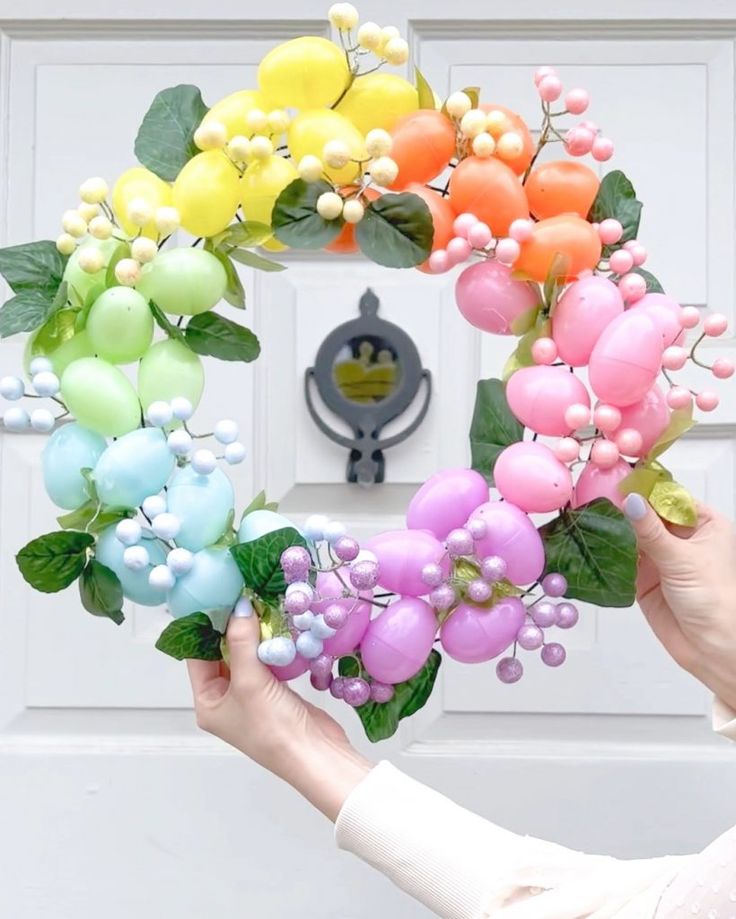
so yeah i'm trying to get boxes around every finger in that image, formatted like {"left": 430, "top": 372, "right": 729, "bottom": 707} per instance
{"left": 226, "top": 608, "right": 266, "bottom": 686}
{"left": 623, "top": 493, "right": 683, "bottom": 571}
{"left": 186, "top": 659, "right": 229, "bottom": 703}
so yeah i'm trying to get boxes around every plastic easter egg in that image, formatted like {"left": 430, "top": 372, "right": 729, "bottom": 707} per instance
{"left": 494, "top": 442, "right": 574, "bottom": 513}
{"left": 365, "top": 529, "right": 450, "bottom": 597}
{"left": 388, "top": 110, "right": 457, "bottom": 189}
{"left": 173, "top": 151, "right": 240, "bottom": 239}
{"left": 455, "top": 260, "right": 540, "bottom": 335}
{"left": 63, "top": 237, "right": 125, "bottom": 307}
{"left": 325, "top": 187, "right": 380, "bottom": 254}
{"left": 93, "top": 428, "right": 174, "bottom": 508}
{"left": 240, "top": 154, "right": 299, "bottom": 229}
{"left": 448, "top": 156, "right": 529, "bottom": 237}
{"left": 200, "top": 88, "right": 272, "bottom": 139}
{"left": 360, "top": 597, "right": 438, "bottom": 684}
{"left": 167, "top": 547, "right": 244, "bottom": 618}
{"left": 403, "top": 183, "right": 455, "bottom": 272}
{"left": 42, "top": 422, "right": 107, "bottom": 509}
{"left": 552, "top": 276, "right": 624, "bottom": 366}
{"left": 137, "top": 248, "right": 226, "bottom": 317}
{"left": 588, "top": 311, "right": 662, "bottom": 407}
{"left": 469, "top": 501, "right": 544, "bottom": 585}
{"left": 238, "top": 508, "right": 296, "bottom": 543}
{"left": 137, "top": 339, "right": 204, "bottom": 414}
{"left": 440, "top": 597, "right": 525, "bottom": 663}
{"left": 288, "top": 110, "right": 364, "bottom": 185}
{"left": 506, "top": 365, "right": 591, "bottom": 436}
{"left": 572, "top": 459, "right": 632, "bottom": 510}
{"left": 479, "top": 103, "right": 534, "bottom": 176}
{"left": 525, "top": 161, "right": 600, "bottom": 221}
{"left": 605, "top": 384, "right": 670, "bottom": 456}
{"left": 46, "top": 330, "right": 95, "bottom": 377}
{"left": 112, "top": 167, "right": 173, "bottom": 239}
{"left": 86, "top": 287, "right": 154, "bottom": 363}
{"left": 630, "top": 293, "right": 685, "bottom": 348}
{"left": 311, "top": 570, "right": 372, "bottom": 657}
{"left": 336, "top": 73, "right": 418, "bottom": 135}
{"left": 270, "top": 655, "right": 310, "bottom": 682}
{"left": 96, "top": 526, "right": 167, "bottom": 607}
{"left": 166, "top": 465, "right": 234, "bottom": 552}
{"left": 61, "top": 357, "right": 141, "bottom": 437}
{"left": 258, "top": 36, "right": 350, "bottom": 109}
{"left": 407, "top": 468, "right": 490, "bottom": 539}
{"left": 515, "top": 215, "right": 602, "bottom": 283}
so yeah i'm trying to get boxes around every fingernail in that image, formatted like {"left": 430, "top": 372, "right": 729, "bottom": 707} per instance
{"left": 232, "top": 597, "right": 253, "bottom": 618}
{"left": 624, "top": 492, "right": 648, "bottom": 521}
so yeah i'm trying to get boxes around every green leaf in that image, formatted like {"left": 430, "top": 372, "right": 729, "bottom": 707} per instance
{"left": 104, "top": 240, "right": 132, "bottom": 291}
{"left": 215, "top": 221, "right": 273, "bottom": 249}
{"left": 618, "top": 466, "right": 661, "bottom": 501}
{"left": 0, "top": 289, "right": 57, "bottom": 337}
{"left": 16, "top": 530, "right": 94, "bottom": 593}
{"left": 30, "top": 307, "right": 78, "bottom": 354}
{"left": 184, "top": 312, "right": 260, "bottom": 363}
{"left": 209, "top": 248, "right": 245, "bottom": 309}
{"left": 134, "top": 84, "right": 208, "bottom": 181}
{"left": 211, "top": 509, "right": 237, "bottom": 549}
{"left": 57, "top": 501, "right": 135, "bottom": 535}
{"left": 339, "top": 650, "right": 442, "bottom": 742}
{"left": 538, "top": 499, "right": 638, "bottom": 607}
{"left": 224, "top": 246, "right": 287, "bottom": 272}
{"left": 542, "top": 254, "right": 569, "bottom": 311}
{"left": 647, "top": 404, "right": 694, "bottom": 461}
{"left": 355, "top": 192, "right": 433, "bottom": 268}
{"left": 414, "top": 66, "right": 435, "bottom": 109}
{"left": 468, "top": 378, "right": 525, "bottom": 484}
{"left": 0, "top": 240, "right": 67, "bottom": 296}
{"left": 155, "top": 611, "right": 224, "bottom": 661}
{"left": 79, "top": 560, "right": 124, "bottom": 624}
{"left": 630, "top": 267, "right": 664, "bottom": 294}
{"left": 588, "top": 170, "right": 642, "bottom": 248}
{"left": 272, "top": 178, "right": 344, "bottom": 249}
{"left": 502, "top": 316, "right": 548, "bottom": 382}
{"left": 149, "top": 301, "right": 186, "bottom": 343}
{"left": 649, "top": 479, "right": 698, "bottom": 527}
{"left": 241, "top": 490, "right": 279, "bottom": 519}
{"left": 230, "top": 527, "right": 308, "bottom": 598}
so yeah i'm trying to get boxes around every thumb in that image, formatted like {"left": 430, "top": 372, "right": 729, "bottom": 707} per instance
{"left": 623, "top": 492, "right": 682, "bottom": 570}
{"left": 225, "top": 600, "right": 264, "bottom": 683}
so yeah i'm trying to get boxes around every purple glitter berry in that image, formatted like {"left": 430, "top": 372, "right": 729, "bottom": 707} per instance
{"left": 430, "top": 583, "right": 456, "bottom": 611}
{"left": 280, "top": 546, "right": 311, "bottom": 579}
{"left": 542, "top": 572, "right": 568, "bottom": 598}
{"left": 555, "top": 602, "right": 579, "bottom": 630}
{"left": 467, "top": 517, "right": 488, "bottom": 541}
{"left": 421, "top": 562, "right": 445, "bottom": 588}
{"left": 309, "top": 653, "right": 333, "bottom": 679}
{"left": 517, "top": 622, "right": 544, "bottom": 651}
{"left": 323, "top": 603, "right": 348, "bottom": 630}
{"left": 310, "top": 671, "right": 332, "bottom": 692}
{"left": 447, "top": 527, "right": 474, "bottom": 558}
{"left": 530, "top": 600, "right": 557, "bottom": 628}
{"left": 330, "top": 677, "right": 346, "bottom": 699}
{"left": 370, "top": 682, "right": 395, "bottom": 704}
{"left": 333, "top": 535, "right": 360, "bottom": 562}
{"left": 349, "top": 560, "right": 380, "bottom": 590}
{"left": 343, "top": 677, "right": 371, "bottom": 707}
{"left": 541, "top": 642, "right": 567, "bottom": 667}
{"left": 467, "top": 578, "right": 492, "bottom": 604}
{"left": 480, "top": 555, "right": 507, "bottom": 582}
{"left": 284, "top": 590, "right": 312, "bottom": 615}
{"left": 496, "top": 657, "right": 524, "bottom": 684}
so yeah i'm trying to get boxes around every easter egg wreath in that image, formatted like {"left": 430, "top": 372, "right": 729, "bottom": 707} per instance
{"left": 1, "top": 4, "right": 731, "bottom": 741}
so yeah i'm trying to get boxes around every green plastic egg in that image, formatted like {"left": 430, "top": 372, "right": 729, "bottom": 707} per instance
{"left": 137, "top": 339, "right": 204, "bottom": 413}
{"left": 60, "top": 357, "right": 141, "bottom": 437}
{"left": 86, "top": 287, "right": 154, "bottom": 364}
{"left": 62, "top": 237, "right": 126, "bottom": 308}
{"left": 136, "top": 248, "right": 227, "bottom": 316}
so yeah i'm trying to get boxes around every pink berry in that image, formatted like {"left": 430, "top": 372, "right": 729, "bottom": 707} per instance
{"left": 554, "top": 437, "right": 580, "bottom": 463}
{"left": 713, "top": 358, "right": 735, "bottom": 379}
{"left": 593, "top": 404, "right": 622, "bottom": 433}
{"left": 704, "top": 313, "right": 728, "bottom": 337}
{"left": 452, "top": 213, "right": 478, "bottom": 239}
{"left": 565, "top": 402, "right": 591, "bottom": 430}
{"left": 565, "top": 88, "right": 589, "bottom": 115}
{"left": 667, "top": 386, "right": 693, "bottom": 410}
{"left": 428, "top": 249, "right": 450, "bottom": 273}
{"left": 531, "top": 337, "right": 557, "bottom": 365}
{"left": 696, "top": 391, "right": 719, "bottom": 412}
{"left": 578, "top": 120, "right": 599, "bottom": 134}
{"left": 467, "top": 221, "right": 492, "bottom": 249}
{"left": 628, "top": 243, "right": 647, "bottom": 267}
{"left": 662, "top": 346, "right": 688, "bottom": 371}
{"left": 615, "top": 427, "right": 644, "bottom": 456}
{"left": 608, "top": 249, "right": 634, "bottom": 274}
{"left": 618, "top": 272, "right": 647, "bottom": 303}
{"left": 564, "top": 127, "right": 594, "bottom": 156}
{"left": 590, "top": 439, "right": 620, "bottom": 469}
{"left": 598, "top": 219, "right": 623, "bottom": 246}
{"left": 592, "top": 136, "right": 614, "bottom": 162}
{"left": 447, "top": 236, "right": 473, "bottom": 264}
{"left": 495, "top": 237, "right": 521, "bottom": 265}
{"left": 534, "top": 66, "right": 556, "bottom": 87}
{"left": 538, "top": 75, "right": 563, "bottom": 103}
{"left": 680, "top": 306, "right": 701, "bottom": 330}
{"left": 509, "top": 218, "right": 534, "bottom": 242}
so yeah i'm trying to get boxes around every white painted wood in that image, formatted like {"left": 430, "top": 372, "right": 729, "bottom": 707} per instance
{"left": 1, "top": 4, "right": 736, "bottom": 918}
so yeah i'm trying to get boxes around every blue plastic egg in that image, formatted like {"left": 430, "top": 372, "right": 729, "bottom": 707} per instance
{"left": 238, "top": 509, "right": 295, "bottom": 543}
{"left": 42, "top": 422, "right": 107, "bottom": 509}
{"left": 93, "top": 428, "right": 175, "bottom": 508}
{"left": 167, "top": 547, "right": 244, "bottom": 618}
{"left": 166, "top": 466, "right": 234, "bottom": 552}
{"left": 95, "top": 526, "right": 167, "bottom": 606}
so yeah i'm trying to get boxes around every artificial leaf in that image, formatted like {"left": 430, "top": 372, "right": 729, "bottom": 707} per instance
{"left": 542, "top": 253, "right": 569, "bottom": 311}
{"left": 468, "top": 378, "right": 524, "bottom": 483}
{"left": 211, "top": 508, "right": 237, "bottom": 549}
{"left": 538, "top": 499, "right": 638, "bottom": 607}
{"left": 134, "top": 84, "right": 208, "bottom": 181}
{"left": 225, "top": 246, "right": 287, "bottom": 272}
{"left": 414, "top": 66, "right": 436, "bottom": 109}
{"left": 79, "top": 560, "right": 124, "bottom": 624}
{"left": 149, "top": 301, "right": 186, "bottom": 343}
{"left": 502, "top": 316, "right": 549, "bottom": 382}
{"left": 0, "top": 240, "right": 67, "bottom": 296}
{"left": 209, "top": 248, "right": 245, "bottom": 309}
{"left": 649, "top": 479, "right": 698, "bottom": 527}
{"left": 104, "top": 240, "right": 132, "bottom": 291}
{"left": 185, "top": 312, "right": 260, "bottom": 363}
{"left": 30, "top": 308, "right": 78, "bottom": 355}
{"left": 16, "top": 530, "right": 94, "bottom": 593}
{"left": 647, "top": 405, "right": 694, "bottom": 461}
{"left": 241, "top": 490, "right": 279, "bottom": 519}
{"left": 272, "top": 178, "right": 343, "bottom": 249}
{"left": 155, "top": 612, "right": 224, "bottom": 661}
{"left": 588, "top": 170, "right": 642, "bottom": 247}
{"left": 0, "top": 289, "right": 57, "bottom": 337}
{"left": 57, "top": 501, "right": 135, "bottom": 535}
{"left": 618, "top": 466, "right": 661, "bottom": 501}
{"left": 230, "top": 527, "right": 308, "bottom": 598}
{"left": 355, "top": 193, "right": 433, "bottom": 268}
{"left": 215, "top": 221, "right": 273, "bottom": 249}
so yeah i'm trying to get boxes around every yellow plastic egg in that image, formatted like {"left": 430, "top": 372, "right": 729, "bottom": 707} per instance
{"left": 287, "top": 110, "right": 365, "bottom": 185}
{"left": 240, "top": 155, "right": 299, "bottom": 230}
{"left": 200, "top": 89, "right": 273, "bottom": 139}
{"left": 258, "top": 36, "right": 350, "bottom": 110}
{"left": 336, "top": 73, "right": 419, "bottom": 135}
{"left": 111, "top": 167, "right": 173, "bottom": 239}
{"left": 173, "top": 150, "right": 241, "bottom": 238}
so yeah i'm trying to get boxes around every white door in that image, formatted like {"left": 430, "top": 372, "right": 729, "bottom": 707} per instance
{"left": 1, "top": 2, "right": 735, "bottom": 917}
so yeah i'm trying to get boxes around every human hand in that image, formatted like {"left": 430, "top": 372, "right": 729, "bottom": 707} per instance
{"left": 624, "top": 492, "right": 736, "bottom": 710}
{"left": 187, "top": 610, "right": 373, "bottom": 821}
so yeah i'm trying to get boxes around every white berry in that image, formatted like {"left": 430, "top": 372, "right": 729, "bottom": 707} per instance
{"left": 123, "top": 545, "right": 150, "bottom": 571}
{"left": 304, "top": 514, "right": 329, "bottom": 541}
{"left": 30, "top": 408, "right": 55, "bottom": 433}
{"left": 227, "top": 135, "right": 252, "bottom": 162}
{"left": 249, "top": 135, "right": 273, "bottom": 160}
{"left": 167, "top": 429, "right": 192, "bottom": 456}
{"left": 460, "top": 109, "right": 487, "bottom": 139}
{"left": 357, "top": 21, "right": 382, "bottom": 50}
{"left": 485, "top": 109, "right": 508, "bottom": 137}
{"left": 365, "top": 128, "right": 392, "bottom": 158}
{"left": 146, "top": 400, "right": 173, "bottom": 427}
{"left": 369, "top": 156, "right": 399, "bottom": 186}
{"left": 267, "top": 109, "right": 290, "bottom": 134}
{"left": 297, "top": 155, "right": 324, "bottom": 183}
{"left": 316, "top": 192, "right": 344, "bottom": 220}
{"left": 310, "top": 614, "right": 337, "bottom": 639}
{"left": 142, "top": 495, "right": 167, "bottom": 519}
{"left": 77, "top": 246, "right": 105, "bottom": 274}
{"left": 245, "top": 109, "right": 269, "bottom": 133}
{"left": 322, "top": 139, "right": 351, "bottom": 169}
{"left": 324, "top": 520, "right": 347, "bottom": 543}
{"left": 382, "top": 37, "right": 409, "bottom": 66}
{"left": 342, "top": 199, "right": 365, "bottom": 224}
{"left": 328, "top": 2, "right": 359, "bottom": 29}
{"left": 191, "top": 449, "right": 217, "bottom": 475}
{"left": 116, "top": 518, "right": 142, "bottom": 547}
{"left": 61, "top": 210, "right": 88, "bottom": 238}
{"left": 152, "top": 512, "right": 181, "bottom": 541}
{"left": 31, "top": 371, "right": 60, "bottom": 397}
{"left": 3, "top": 407, "right": 30, "bottom": 431}
{"left": 0, "top": 376, "right": 24, "bottom": 400}
{"left": 194, "top": 120, "right": 227, "bottom": 151}
{"left": 258, "top": 636, "right": 297, "bottom": 667}
{"left": 127, "top": 197, "right": 153, "bottom": 227}
{"left": 30, "top": 357, "right": 53, "bottom": 375}
{"left": 295, "top": 631, "right": 324, "bottom": 660}
{"left": 224, "top": 442, "right": 246, "bottom": 465}
{"left": 131, "top": 237, "right": 158, "bottom": 264}
{"left": 496, "top": 131, "right": 524, "bottom": 160}
{"left": 286, "top": 581, "right": 314, "bottom": 600}
{"left": 56, "top": 233, "right": 77, "bottom": 255}
{"left": 169, "top": 397, "right": 193, "bottom": 420}
{"left": 214, "top": 419, "right": 238, "bottom": 444}
{"left": 79, "top": 177, "right": 109, "bottom": 204}
{"left": 292, "top": 611, "right": 315, "bottom": 631}
{"left": 114, "top": 258, "right": 141, "bottom": 286}
{"left": 78, "top": 203, "right": 101, "bottom": 224}
{"left": 155, "top": 206, "right": 180, "bottom": 235}
{"left": 445, "top": 91, "right": 472, "bottom": 119}
{"left": 149, "top": 564, "right": 176, "bottom": 591}
{"left": 167, "top": 547, "right": 194, "bottom": 576}
{"left": 472, "top": 132, "right": 496, "bottom": 157}
{"left": 88, "top": 216, "right": 113, "bottom": 240}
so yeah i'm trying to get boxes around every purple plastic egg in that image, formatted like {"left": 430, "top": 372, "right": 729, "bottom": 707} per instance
{"left": 365, "top": 529, "right": 450, "bottom": 597}
{"left": 552, "top": 276, "right": 624, "bottom": 366}
{"left": 269, "top": 655, "right": 310, "bottom": 682}
{"left": 455, "top": 261, "right": 540, "bottom": 335}
{"left": 506, "top": 365, "right": 590, "bottom": 436}
{"left": 360, "top": 597, "right": 438, "bottom": 684}
{"left": 588, "top": 311, "right": 662, "bottom": 407}
{"left": 605, "top": 384, "right": 670, "bottom": 456}
{"left": 494, "top": 442, "right": 574, "bottom": 514}
{"left": 407, "top": 467, "right": 490, "bottom": 539}
{"left": 469, "top": 500, "right": 545, "bottom": 585}
{"left": 311, "top": 570, "right": 372, "bottom": 657}
{"left": 631, "top": 293, "right": 685, "bottom": 348}
{"left": 439, "top": 598, "right": 526, "bottom": 663}
{"left": 572, "top": 459, "right": 631, "bottom": 510}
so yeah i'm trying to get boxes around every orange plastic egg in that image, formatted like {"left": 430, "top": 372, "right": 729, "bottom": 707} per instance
{"left": 324, "top": 186, "right": 380, "bottom": 255}
{"left": 480, "top": 103, "right": 534, "bottom": 176}
{"left": 388, "top": 110, "right": 457, "bottom": 190}
{"left": 403, "top": 183, "right": 455, "bottom": 273}
{"left": 525, "top": 161, "right": 600, "bottom": 221}
{"left": 448, "top": 156, "right": 529, "bottom": 237}
{"left": 515, "top": 214, "right": 602, "bottom": 282}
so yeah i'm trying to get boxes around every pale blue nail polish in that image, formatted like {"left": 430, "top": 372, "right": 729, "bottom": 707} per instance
{"left": 624, "top": 492, "right": 647, "bottom": 521}
{"left": 232, "top": 596, "right": 253, "bottom": 618}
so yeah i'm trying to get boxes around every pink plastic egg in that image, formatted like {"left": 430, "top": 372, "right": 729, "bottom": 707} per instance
{"left": 572, "top": 459, "right": 632, "bottom": 510}
{"left": 494, "top": 442, "right": 574, "bottom": 513}
{"left": 439, "top": 597, "right": 526, "bottom": 663}
{"left": 270, "top": 655, "right": 310, "bottom": 682}
{"left": 469, "top": 500, "right": 545, "bottom": 585}
{"left": 360, "top": 597, "right": 438, "bottom": 684}
{"left": 631, "top": 292, "right": 685, "bottom": 348}
{"left": 407, "top": 467, "right": 490, "bottom": 539}
{"left": 455, "top": 260, "right": 540, "bottom": 335}
{"left": 506, "top": 365, "right": 590, "bottom": 436}
{"left": 588, "top": 311, "right": 662, "bottom": 407}
{"left": 552, "top": 276, "right": 624, "bottom": 366}
{"left": 365, "top": 529, "right": 450, "bottom": 597}
{"left": 311, "top": 570, "right": 372, "bottom": 657}
{"left": 605, "top": 384, "right": 670, "bottom": 456}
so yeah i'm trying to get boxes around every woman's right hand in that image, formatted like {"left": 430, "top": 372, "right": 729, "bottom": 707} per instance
{"left": 624, "top": 492, "right": 736, "bottom": 710}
